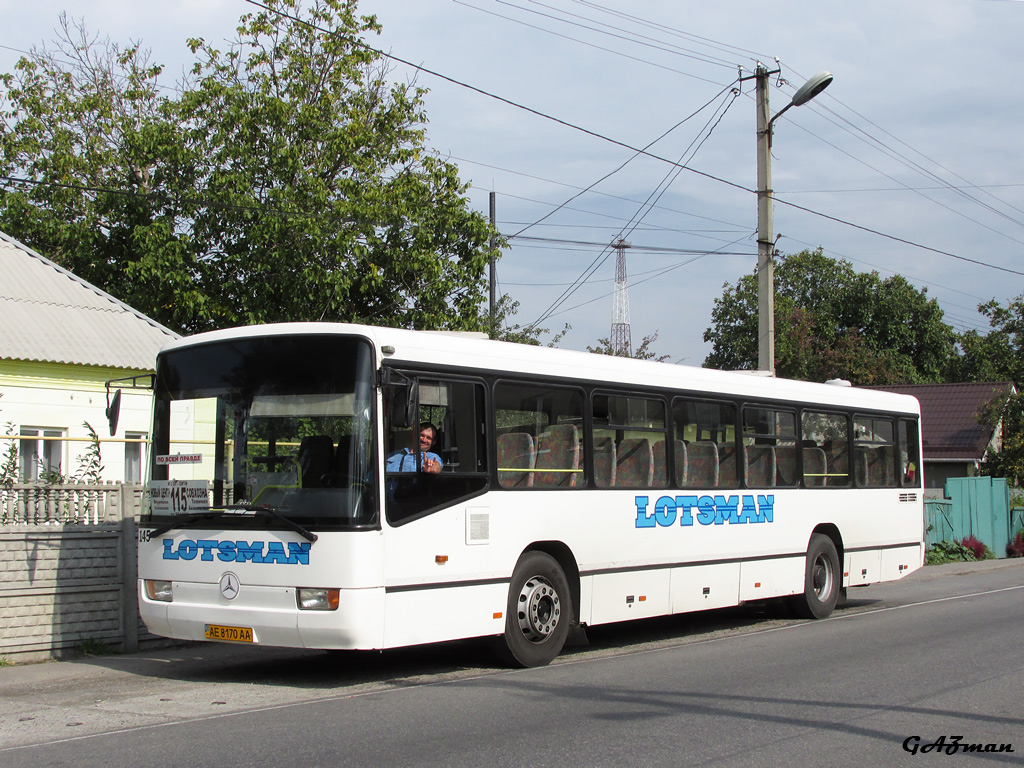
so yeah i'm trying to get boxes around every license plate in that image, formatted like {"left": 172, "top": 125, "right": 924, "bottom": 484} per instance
{"left": 204, "top": 624, "right": 254, "bottom": 643}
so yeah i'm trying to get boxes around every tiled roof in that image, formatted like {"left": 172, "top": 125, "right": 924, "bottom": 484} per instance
{"left": 0, "top": 231, "right": 179, "bottom": 370}
{"left": 870, "top": 382, "right": 1015, "bottom": 461}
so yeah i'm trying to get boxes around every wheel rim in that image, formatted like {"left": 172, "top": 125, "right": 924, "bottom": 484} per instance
{"left": 811, "top": 552, "right": 834, "bottom": 601}
{"left": 516, "top": 575, "right": 561, "bottom": 643}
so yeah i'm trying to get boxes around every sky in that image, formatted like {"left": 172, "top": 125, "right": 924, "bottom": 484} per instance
{"left": 2, "top": 0, "right": 1023, "bottom": 367}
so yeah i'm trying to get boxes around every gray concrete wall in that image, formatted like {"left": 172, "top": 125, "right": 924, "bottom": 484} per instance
{"left": 0, "top": 483, "right": 165, "bottom": 662}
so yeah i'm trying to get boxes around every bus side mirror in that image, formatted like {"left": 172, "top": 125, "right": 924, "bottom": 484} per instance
{"left": 106, "top": 388, "right": 122, "bottom": 437}
{"left": 388, "top": 380, "right": 418, "bottom": 429}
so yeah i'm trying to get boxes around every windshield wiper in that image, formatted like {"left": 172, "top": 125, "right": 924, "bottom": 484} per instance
{"left": 144, "top": 504, "right": 318, "bottom": 543}
{"left": 220, "top": 503, "right": 319, "bottom": 543}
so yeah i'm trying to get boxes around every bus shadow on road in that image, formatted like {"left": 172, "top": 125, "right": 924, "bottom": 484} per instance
{"left": 72, "top": 598, "right": 884, "bottom": 689}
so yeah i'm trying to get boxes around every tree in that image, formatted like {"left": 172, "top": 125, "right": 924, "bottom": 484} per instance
{"left": 587, "top": 331, "right": 669, "bottom": 361}
{"left": 0, "top": 1, "right": 495, "bottom": 334}
{"left": 950, "top": 294, "right": 1024, "bottom": 384}
{"left": 703, "top": 249, "right": 957, "bottom": 385}
{"left": 978, "top": 390, "right": 1024, "bottom": 487}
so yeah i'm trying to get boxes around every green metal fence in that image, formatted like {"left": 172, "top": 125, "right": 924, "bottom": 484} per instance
{"left": 924, "top": 476, "right": 1015, "bottom": 557}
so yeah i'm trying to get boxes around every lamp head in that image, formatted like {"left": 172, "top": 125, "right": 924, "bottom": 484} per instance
{"left": 791, "top": 71, "right": 833, "bottom": 107}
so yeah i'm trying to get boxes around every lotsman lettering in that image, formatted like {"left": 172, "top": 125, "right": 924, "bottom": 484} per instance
{"left": 713, "top": 495, "right": 739, "bottom": 525}
{"left": 634, "top": 496, "right": 655, "bottom": 528}
{"left": 654, "top": 496, "right": 677, "bottom": 527}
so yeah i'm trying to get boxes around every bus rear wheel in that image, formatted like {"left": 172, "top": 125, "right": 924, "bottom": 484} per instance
{"left": 497, "top": 551, "right": 571, "bottom": 668}
{"left": 790, "top": 533, "right": 840, "bottom": 619}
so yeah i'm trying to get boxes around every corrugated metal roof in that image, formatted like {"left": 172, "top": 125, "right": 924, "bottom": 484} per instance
{"left": 871, "top": 382, "right": 1015, "bottom": 461}
{"left": 0, "top": 231, "right": 179, "bottom": 370}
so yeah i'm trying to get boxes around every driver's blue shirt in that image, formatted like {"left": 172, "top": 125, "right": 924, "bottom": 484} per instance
{"left": 386, "top": 448, "right": 443, "bottom": 472}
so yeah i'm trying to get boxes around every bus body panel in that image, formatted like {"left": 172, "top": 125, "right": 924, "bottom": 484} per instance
{"left": 671, "top": 562, "right": 742, "bottom": 613}
{"left": 382, "top": 584, "right": 508, "bottom": 649}
{"left": 739, "top": 557, "right": 805, "bottom": 601}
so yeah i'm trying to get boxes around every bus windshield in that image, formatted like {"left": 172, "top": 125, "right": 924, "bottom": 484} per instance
{"left": 147, "top": 334, "right": 377, "bottom": 530}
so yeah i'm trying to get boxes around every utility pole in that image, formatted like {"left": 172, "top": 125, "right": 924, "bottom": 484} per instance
{"left": 611, "top": 238, "right": 632, "bottom": 357}
{"left": 750, "top": 64, "right": 833, "bottom": 374}
{"left": 489, "top": 191, "right": 497, "bottom": 339}
{"left": 755, "top": 64, "right": 775, "bottom": 375}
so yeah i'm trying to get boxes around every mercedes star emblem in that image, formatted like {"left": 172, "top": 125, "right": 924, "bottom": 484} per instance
{"left": 219, "top": 572, "right": 240, "bottom": 600}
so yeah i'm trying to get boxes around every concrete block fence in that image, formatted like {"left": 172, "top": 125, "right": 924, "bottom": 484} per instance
{"left": 0, "top": 483, "right": 165, "bottom": 662}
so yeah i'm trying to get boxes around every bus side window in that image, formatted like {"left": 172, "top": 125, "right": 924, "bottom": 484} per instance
{"left": 672, "top": 398, "right": 735, "bottom": 489}
{"left": 898, "top": 418, "right": 921, "bottom": 487}
{"left": 801, "top": 411, "right": 849, "bottom": 487}
{"left": 854, "top": 416, "right": 897, "bottom": 488}
{"left": 494, "top": 381, "right": 584, "bottom": 490}
{"left": 741, "top": 406, "right": 796, "bottom": 489}
{"left": 385, "top": 377, "right": 488, "bottom": 524}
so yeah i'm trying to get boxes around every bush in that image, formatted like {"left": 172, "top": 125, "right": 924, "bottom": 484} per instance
{"left": 1008, "top": 529, "right": 1024, "bottom": 558}
{"left": 925, "top": 540, "right": 977, "bottom": 565}
{"left": 959, "top": 535, "right": 995, "bottom": 561}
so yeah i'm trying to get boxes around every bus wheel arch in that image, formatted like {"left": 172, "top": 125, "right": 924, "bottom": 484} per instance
{"left": 495, "top": 543, "right": 578, "bottom": 668}
{"left": 790, "top": 527, "right": 843, "bottom": 619}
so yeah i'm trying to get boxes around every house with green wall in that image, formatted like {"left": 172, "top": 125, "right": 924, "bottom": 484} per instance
{"left": 0, "top": 231, "right": 179, "bottom": 483}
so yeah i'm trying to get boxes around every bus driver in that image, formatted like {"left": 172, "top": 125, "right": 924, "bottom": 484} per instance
{"left": 386, "top": 422, "right": 443, "bottom": 474}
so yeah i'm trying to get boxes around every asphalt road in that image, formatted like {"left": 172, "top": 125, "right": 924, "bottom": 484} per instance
{"left": 2, "top": 559, "right": 1022, "bottom": 767}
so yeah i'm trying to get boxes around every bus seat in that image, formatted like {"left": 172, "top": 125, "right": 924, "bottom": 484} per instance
{"left": 875, "top": 445, "right": 896, "bottom": 487}
{"left": 802, "top": 447, "right": 827, "bottom": 487}
{"left": 854, "top": 446, "right": 870, "bottom": 486}
{"left": 298, "top": 435, "right": 334, "bottom": 488}
{"left": 592, "top": 436, "right": 616, "bottom": 488}
{"left": 652, "top": 440, "right": 684, "bottom": 487}
{"left": 534, "top": 424, "right": 580, "bottom": 488}
{"left": 615, "top": 438, "right": 653, "bottom": 488}
{"left": 775, "top": 444, "right": 798, "bottom": 486}
{"left": 497, "top": 432, "right": 535, "bottom": 488}
{"left": 825, "top": 445, "right": 849, "bottom": 487}
{"left": 744, "top": 444, "right": 776, "bottom": 487}
{"left": 686, "top": 441, "right": 719, "bottom": 488}
{"left": 717, "top": 445, "right": 737, "bottom": 487}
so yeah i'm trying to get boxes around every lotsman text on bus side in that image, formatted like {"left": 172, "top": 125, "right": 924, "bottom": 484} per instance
{"left": 634, "top": 495, "right": 774, "bottom": 528}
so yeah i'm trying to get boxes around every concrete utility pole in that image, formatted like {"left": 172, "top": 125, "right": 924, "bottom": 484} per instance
{"left": 489, "top": 191, "right": 497, "bottom": 339}
{"left": 750, "top": 65, "right": 833, "bottom": 374}
{"left": 611, "top": 238, "right": 632, "bottom": 356}
{"left": 755, "top": 65, "right": 775, "bottom": 374}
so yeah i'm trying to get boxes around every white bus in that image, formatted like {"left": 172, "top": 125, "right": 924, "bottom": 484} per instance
{"left": 133, "top": 323, "right": 924, "bottom": 667}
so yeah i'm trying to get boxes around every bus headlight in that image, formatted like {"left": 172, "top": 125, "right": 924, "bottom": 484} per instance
{"left": 297, "top": 588, "right": 340, "bottom": 611}
{"left": 145, "top": 579, "right": 173, "bottom": 602}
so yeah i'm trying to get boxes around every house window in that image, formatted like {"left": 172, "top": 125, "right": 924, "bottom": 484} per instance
{"left": 125, "top": 432, "right": 148, "bottom": 483}
{"left": 20, "top": 428, "right": 65, "bottom": 481}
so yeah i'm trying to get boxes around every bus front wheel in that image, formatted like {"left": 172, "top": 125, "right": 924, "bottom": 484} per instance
{"left": 497, "top": 551, "right": 571, "bottom": 667}
{"left": 790, "top": 533, "right": 840, "bottom": 619}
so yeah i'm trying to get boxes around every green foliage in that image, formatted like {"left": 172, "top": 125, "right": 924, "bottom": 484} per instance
{"left": 959, "top": 535, "right": 994, "bottom": 561}
{"left": 702, "top": 249, "right": 956, "bottom": 384}
{"left": 949, "top": 293, "right": 1024, "bottom": 384}
{"left": 0, "top": 1, "right": 497, "bottom": 335}
{"left": 75, "top": 637, "right": 114, "bottom": 657}
{"left": 488, "top": 294, "right": 570, "bottom": 346}
{"left": 1008, "top": 529, "right": 1024, "bottom": 558}
{"left": 0, "top": 421, "right": 17, "bottom": 489}
{"left": 924, "top": 539, "right": 977, "bottom": 565}
{"left": 588, "top": 331, "right": 670, "bottom": 361}
{"left": 978, "top": 390, "right": 1024, "bottom": 485}
{"left": 72, "top": 421, "right": 104, "bottom": 483}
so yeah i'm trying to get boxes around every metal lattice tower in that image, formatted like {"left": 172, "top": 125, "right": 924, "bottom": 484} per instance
{"left": 610, "top": 238, "right": 632, "bottom": 357}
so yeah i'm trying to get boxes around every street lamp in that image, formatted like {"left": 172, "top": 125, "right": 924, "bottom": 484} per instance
{"left": 752, "top": 66, "right": 833, "bottom": 374}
